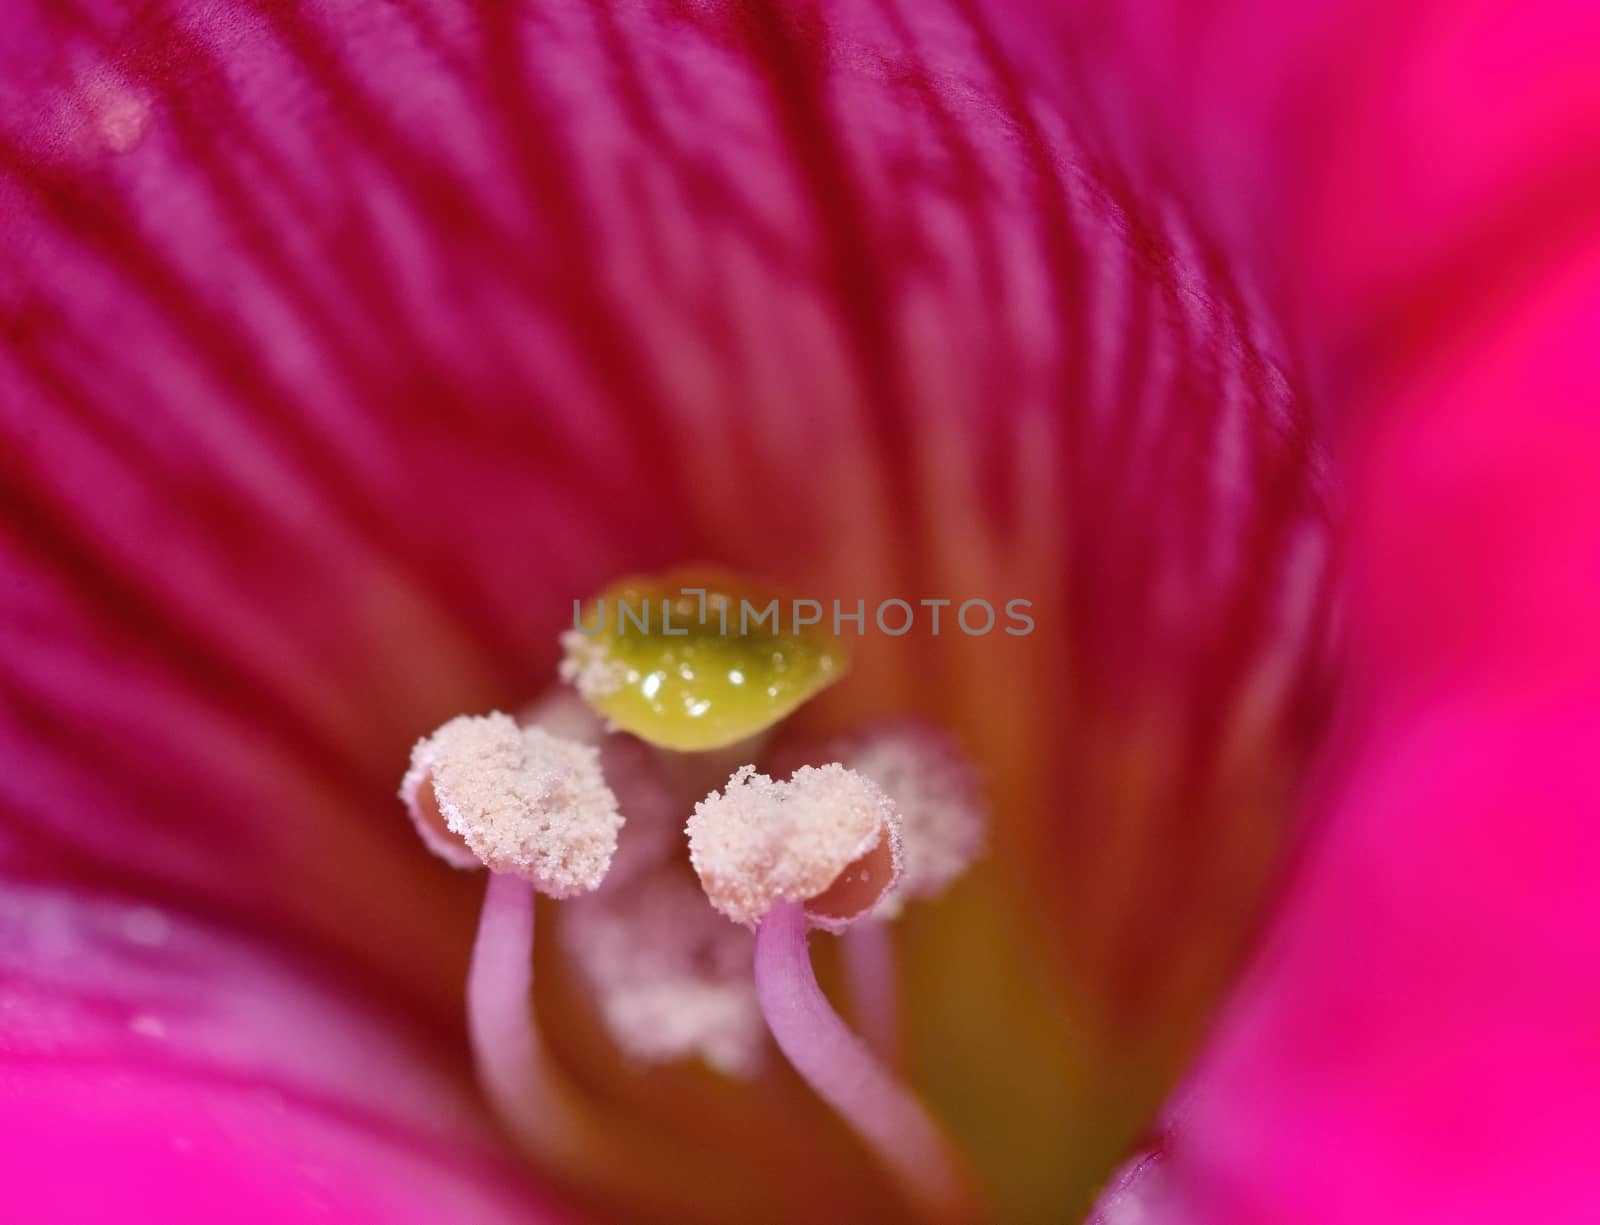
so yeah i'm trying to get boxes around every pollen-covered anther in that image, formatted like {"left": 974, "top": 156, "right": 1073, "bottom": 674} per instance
{"left": 830, "top": 723, "right": 987, "bottom": 915}
{"left": 399, "top": 712, "right": 622, "bottom": 897}
{"left": 687, "top": 763, "right": 902, "bottom": 932}
{"left": 561, "top": 868, "right": 766, "bottom": 1077}
{"left": 557, "top": 632, "right": 628, "bottom": 701}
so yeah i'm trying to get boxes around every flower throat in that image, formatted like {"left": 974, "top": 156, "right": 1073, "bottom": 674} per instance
{"left": 400, "top": 568, "right": 988, "bottom": 1224}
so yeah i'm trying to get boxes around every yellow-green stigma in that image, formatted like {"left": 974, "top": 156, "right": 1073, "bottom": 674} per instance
{"left": 560, "top": 569, "right": 849, "bottom": 751}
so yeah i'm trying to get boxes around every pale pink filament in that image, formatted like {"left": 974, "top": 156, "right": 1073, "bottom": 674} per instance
{"left": 466, "top": 872, "right": 588, "bottom": 1165}
{"left": 754, "top": 902, "right": 977, "bottom": 1223}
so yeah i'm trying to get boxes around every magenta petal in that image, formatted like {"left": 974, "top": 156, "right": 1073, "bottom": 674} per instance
{"left": 1174, "top": 704, "right": 1600, "bottom": 1223}
{"left": 0, "top": 880, "right": 568, "bottom": 1224}
{"left": 0, "top": 0, "right": 666, "bottom": 998}
{"left": 3, "top": 1067, "right": 567, "bottom": 1225}
{"left": 1100, "top": 245, "right": 1600, "bottom": 1220}
{"left": 1054, "top": 1, "right": 1600, "bottom": 1219}
{"left": 1055, "top": 0, "right": 1600, "bottom": 364}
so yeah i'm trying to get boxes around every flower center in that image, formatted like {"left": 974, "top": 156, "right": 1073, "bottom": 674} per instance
{"left": 399, "top": 568, "right": 992, "bottom": 1222}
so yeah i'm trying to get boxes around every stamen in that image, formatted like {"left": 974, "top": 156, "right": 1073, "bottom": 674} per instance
{"left": 690, "top": 764, "right": 976, "bottom": 1222}
{"left": 399, "top": 709, "right": 624, "bottom": 1125}
{"left": 755, "top": 901, "right": 979, "bottom": 1224}
{"left": 399, "top": 719, "right": 488, "bottom": 870}
{"left": 400, "top": 712, "right": 622, "bottom": 896}
{"left": 401, "top": 709, "right": 763, "bottom": 1218}
{"left": 399, "top": 711, "right": 621, "bottom": 1170}
{"left": 522, "top": 690, "right": 684, "bottom": 891}
{"left": 827, "top": 722, "right": 987, "bottom": 914}
{"left": 687, "top": 763, "right": 902, "bottom": 931}
{"left": 561, "top": 568, "right": 850, "bottom": 751}
{"left": 561, "top": 866, "right": 765, "bottom": 1077}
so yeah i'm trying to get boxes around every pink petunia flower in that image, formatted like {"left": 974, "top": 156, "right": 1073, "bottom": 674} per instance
{"left": 3, "top": 2, "right": 1596, "bottom": 1223}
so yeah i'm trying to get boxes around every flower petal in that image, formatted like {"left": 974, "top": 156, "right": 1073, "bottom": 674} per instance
{"left": 0, "top": 879, "right": 569, "bottom": 1224}
{"left": 1093, "top": 208, "right": 1600, "bottom": 1224}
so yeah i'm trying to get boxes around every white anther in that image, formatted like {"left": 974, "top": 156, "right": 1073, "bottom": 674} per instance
{"left": 561, "top": 867, "right": 765, "bottom": 1078}
{"left": 400, "top": 712, "right": 622, "bottom": 897}
{"left": 558, "top": 630, "right": 628, "bottom": 699}
{"left": 828, "top": 723, "right": 987, "bottom": 914}
{"left": 687, "top": 763, "right": 901, "bottom": 931}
